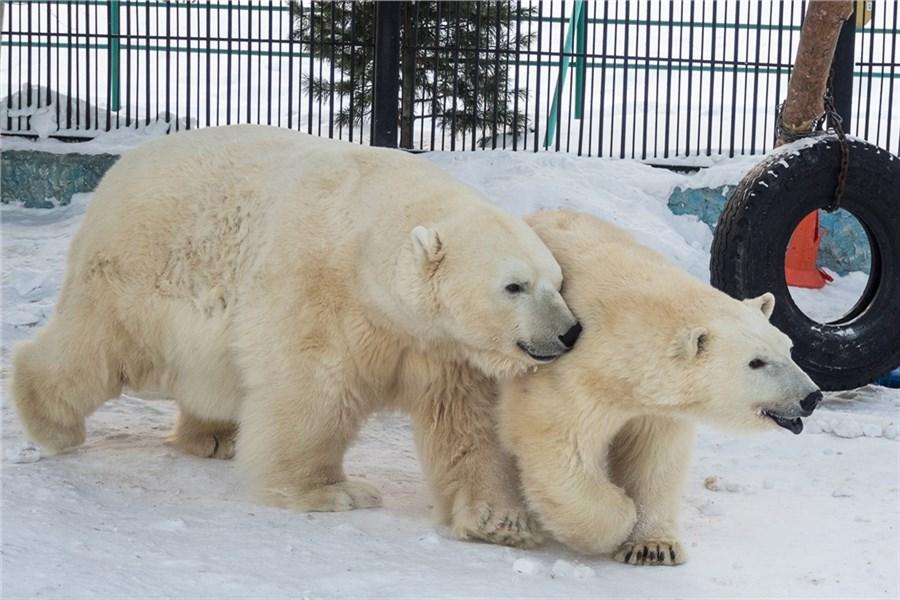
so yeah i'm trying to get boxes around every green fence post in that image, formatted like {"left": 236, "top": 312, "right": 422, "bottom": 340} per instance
{"left": 574, "top": 3, "right": 587, "bottom": 120}
{"left": 109, "top": 0, "right": 120, "bottom": 112}
{"left": 543, "top": 0, "right": 584, "bottom": 148}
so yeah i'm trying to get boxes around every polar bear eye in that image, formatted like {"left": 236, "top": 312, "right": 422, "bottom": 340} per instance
{"left": 505, "top": 283, "right": 525, "bottom": 294}
{"left": 749, "top": 358, "right": 766, "bottom": 369}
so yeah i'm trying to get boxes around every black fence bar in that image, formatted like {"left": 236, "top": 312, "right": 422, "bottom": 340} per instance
{"left": 372, "top": 1, "right": 400, "bottom": 148}
{"left": 832, "top": 7, "right": 856, "bottom": 133}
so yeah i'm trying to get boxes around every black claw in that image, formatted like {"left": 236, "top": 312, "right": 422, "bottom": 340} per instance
{"left": 670, "top": 548, "right": 677, "bottom": 563}
{"left": 623, "top": 550, "right": 633, "bottom": 563}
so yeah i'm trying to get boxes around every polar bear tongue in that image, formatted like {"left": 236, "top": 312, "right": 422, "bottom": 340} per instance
{"left": 763, "top": 411, "right": 804, "bottom": 435}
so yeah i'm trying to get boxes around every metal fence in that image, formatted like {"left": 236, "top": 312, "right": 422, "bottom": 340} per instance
{"left": 1, "top": 1, "right": 898, "bottom": 159}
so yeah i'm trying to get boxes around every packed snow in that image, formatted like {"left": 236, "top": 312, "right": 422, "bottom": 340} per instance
{"left": 2, "top": 143, "right": 898, "bottom": 598}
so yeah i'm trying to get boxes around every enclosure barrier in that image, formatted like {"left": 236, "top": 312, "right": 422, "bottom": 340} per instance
{"left": 1, "top": 1, "right": 898, "bottom": 158}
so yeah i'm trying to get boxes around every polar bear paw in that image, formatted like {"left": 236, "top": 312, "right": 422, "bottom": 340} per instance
{"left": 614, "top": 539, "right": 686, "bottom": 566}
{"left": 451, "top": 502, "right": 543, "bottom": 548}
{"left": 170, "top": 426, "right": 237, "bottom": 460}
{"left": 33, "top": 421, "right": 86, "bottom": 456}
{"left": 170, "top": 414, "right": 238, "bottom": 460}
{"left": 277, "top": 480, "right": 383, "bottom": 512}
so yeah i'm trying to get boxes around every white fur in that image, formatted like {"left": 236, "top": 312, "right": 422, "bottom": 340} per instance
{"left": 11, "top": 125, "right": 580, "bottom": 547}
{"left": 498, "top": 210, "right": 820, "bottom": 563}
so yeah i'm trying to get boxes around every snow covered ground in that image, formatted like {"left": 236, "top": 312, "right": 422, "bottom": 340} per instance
{"left": 2, "top": 146, "right": 898, "bottom": 598}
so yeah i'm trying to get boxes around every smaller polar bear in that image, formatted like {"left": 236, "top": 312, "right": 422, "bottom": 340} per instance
{"left": 499, "top": 210, "right": 822, "bottom": 565}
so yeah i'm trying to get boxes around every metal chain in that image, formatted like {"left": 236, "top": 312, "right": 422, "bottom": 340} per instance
{"left": 823, "top": 68, "right": 850, "bottom": 212}
{"left": 775, "top": 101, "right": 826, "bottom": 143}
{"left": 773, "top": 68, "right": 850, "bottom": 212}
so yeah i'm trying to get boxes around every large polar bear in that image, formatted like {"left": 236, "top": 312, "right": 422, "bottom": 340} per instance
{"left": 499, "top": 210, "right": 821, "bottom": 564}
{"left": 12, "top": 125, "right": 582, "bottom": 546}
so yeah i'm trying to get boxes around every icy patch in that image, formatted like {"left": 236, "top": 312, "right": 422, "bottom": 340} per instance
{"left": 806, "top": 386, "right": 899, "bottom": 440}
{"left": 703, "top": 475, "right": 746, "bottom": 493}
{"left": 5, "top": 442, "right": 42, "bottom": 464}
{"left": 2, "top": 308, "right": 43, "bottom": 328}
{"left": 550, "top": 560, "right": 596, "bottom": 579}
{"left": 417, "top": 532, "right": 442, "bottom": 546}
{"left": 512, "top": 557, "right": 546, "bottom": 575}
{"left": 12, "top": 270, "right": 51, "bottom": 299}
{"left": 810, "top": 418, "right": 897, "bottom": 440}
{"left": 332, "top": 522, "right": 366, "bottom": 536}
{"left": 696, "top": 500, "right": 726, "bottom": 517}
{"left": 151, "top": 518, "right": 187, "bottom": 532}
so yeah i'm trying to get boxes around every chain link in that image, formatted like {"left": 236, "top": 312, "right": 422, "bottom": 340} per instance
{"left": 774, "top": 68, "right": 850, "bottom": 212}
{"left": 823, "top": 68, "right": 850, "bottom": 212}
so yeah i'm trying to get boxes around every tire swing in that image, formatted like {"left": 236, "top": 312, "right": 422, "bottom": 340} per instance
{"left": 710, "top": 1, "right": 900, "bottom": 391}
{"left": 711, "top": 137, "right": 900, "bottom": 391}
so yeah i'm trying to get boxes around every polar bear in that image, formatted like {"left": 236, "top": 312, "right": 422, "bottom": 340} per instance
{"left": 11, "top": 125, "right": 581, "bottom": 546}
{"left": 498, "top": 209, "right": 821, "bottom": 563}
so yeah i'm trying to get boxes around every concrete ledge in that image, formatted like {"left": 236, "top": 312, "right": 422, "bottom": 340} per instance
{"left": 669, "top": 186, "right": 870, "bottom": 275}
{"left": 0, "top": 149, "right": 870, "bottom": 275}
{"left": 1, "top": 150, "right": 119, "bottom": 208}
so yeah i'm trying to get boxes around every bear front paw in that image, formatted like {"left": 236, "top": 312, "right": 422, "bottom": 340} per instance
{"left": 273, "top": 480, "right": 383, "bottom": 512}
{"left": 614, "top": 539, "right": 686, "bottom": 566}
{"left": 451, "top": 502, "right": 543, "bottom": 548}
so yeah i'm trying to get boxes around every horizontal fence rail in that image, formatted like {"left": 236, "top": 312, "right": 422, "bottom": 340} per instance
{"left": 1, "top": 1, "right": 898, "bottom": 158}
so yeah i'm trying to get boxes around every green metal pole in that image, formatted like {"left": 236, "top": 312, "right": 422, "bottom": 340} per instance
{"left": 109, "top": 0, "right": 120, "bottom": 112}
{"left": 544, "top": 0, "right": 584, "bottom": 148}
{"left": 574, "top": 4, "right": 587, "bottom": 119}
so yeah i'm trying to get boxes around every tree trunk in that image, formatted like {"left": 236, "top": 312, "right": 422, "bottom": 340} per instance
{"left": 776, "top": 0, "right": 853, "bottom": 146}
{"left": 399, "top": 2, "right": 416, "bottom": 149}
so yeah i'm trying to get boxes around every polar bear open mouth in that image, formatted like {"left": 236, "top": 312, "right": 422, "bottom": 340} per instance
{"left": 516, "top": 342, "right": 561, "bottom": 362}
{"left": 762, "top": 410, "right": 804, "bottom": 435}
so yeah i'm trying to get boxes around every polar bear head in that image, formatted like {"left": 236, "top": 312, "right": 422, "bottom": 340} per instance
{"left": 401, "top": 210, "right": 581, "bottom": 377}
{"left": 657, "top": 292, "right": 821, "bottom": 434}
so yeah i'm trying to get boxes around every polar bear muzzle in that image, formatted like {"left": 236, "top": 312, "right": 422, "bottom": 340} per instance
{"left": 517, "top": 320, "right": 582, "bottom": 362}
{"left": 761, "top": 389, "right": 822, "bottom": 434}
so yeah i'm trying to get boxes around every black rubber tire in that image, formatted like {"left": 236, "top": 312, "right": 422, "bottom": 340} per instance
{"left": 710, "top": 136, "right": 900, "bottom": 391}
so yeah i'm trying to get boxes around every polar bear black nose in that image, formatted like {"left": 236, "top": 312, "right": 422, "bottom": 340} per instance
{"left": 559, "top": 322, "right": 582, "bottom": 349}
{"left": 800, "top": 390, "right": 822, "bottom": 414}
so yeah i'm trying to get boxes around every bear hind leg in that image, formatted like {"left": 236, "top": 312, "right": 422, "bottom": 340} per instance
{"left": 409, "top": 380, "right": 542, "bottom": 548}
{"left": 11, "top": 313, "right": 130, "bottom": 454}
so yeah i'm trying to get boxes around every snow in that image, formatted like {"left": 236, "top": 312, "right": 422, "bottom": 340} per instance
{"left": 2, "top": 148, "right": 899, "bottom": 598}
{"left": 789, "top": 270, "right": 870, "bottom": 324}
{"left": 1, "top": 119, "right": 188, "bottom": 156}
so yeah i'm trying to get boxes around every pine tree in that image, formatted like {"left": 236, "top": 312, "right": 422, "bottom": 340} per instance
{"left": 290, "top": 1, "right": 534, "bottom": 147}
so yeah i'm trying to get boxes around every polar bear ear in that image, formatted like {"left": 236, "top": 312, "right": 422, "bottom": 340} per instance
{"left": 675, "top": 326, "right": 709, "bottom": 359}
{"left": 410, "top": 225, "right": 444, "bottom": 265}
{"left": 744, "top": 292, "right": 775, "bottom": 320}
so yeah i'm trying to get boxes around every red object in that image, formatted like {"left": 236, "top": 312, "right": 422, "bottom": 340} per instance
{"left": 785, "top": 212, "right": 833, "bottom": 289}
